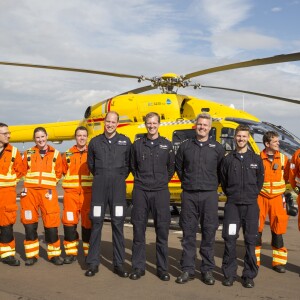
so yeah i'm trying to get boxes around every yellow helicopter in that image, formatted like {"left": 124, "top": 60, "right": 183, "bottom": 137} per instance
{"left": 1, "top": 52, "right": 300, "bottom": 203}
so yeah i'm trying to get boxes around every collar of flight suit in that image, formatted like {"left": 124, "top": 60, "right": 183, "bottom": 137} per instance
{"left": 0, "top": 143, "right": 10, "bottom": 159}
{"left": 142, "top": 134, "right": 163, "bottom": 146}
{"left": 191, "top": 137, "right": 213, "bottom": 147}
{"left": 69, "top": 144, "right": 88, "bottom": 154}
{"left": 261, "top": 149, "right": 281, "bottom": 160}
{"left": 232, "top": 149, "right": 252, "bottom": 160}
{"left": 100, "top": 132, "right": 120, "bottom": 145}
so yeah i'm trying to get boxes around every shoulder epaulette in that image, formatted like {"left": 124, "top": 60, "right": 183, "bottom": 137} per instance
{"left": 162, "top": 136, "right": 171, "bottom": 142}
{"left": 27, "top": 149, "right": 36, "bottom": 155}
{"left": 181, "top": 139, "right": 189, "bottom": 145}
{"left": 65, "top": 151, "right": 73, "bottom": 157}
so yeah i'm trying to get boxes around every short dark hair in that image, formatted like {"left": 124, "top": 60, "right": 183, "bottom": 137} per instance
{"left": 145, "top": 112, "right": 160, "bottom": 124}
{"left": 105, "top": 111, "right": 119, "bottom": 122}
{"left": 0, "top": 122, "right": 8, "bottom": 128}
{"left": 75, "top": 126, "right": 88, "bottom": 137}
{"left": 263, "top": 131, "right": 279, "bottom": 146}
{"left": 235, "top": 125, "right": 250, "bottom": 135}
{"left": 33, "top": 127, "right": 47, "bottom": 139}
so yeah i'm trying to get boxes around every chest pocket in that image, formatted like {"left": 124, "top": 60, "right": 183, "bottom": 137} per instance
{"left": 247, "top": 161, "right": 259, "bottom": 185}
{"left": 155, "top": 146, "right": 170, "bottom": 171}
{"left": 94, "top": 144, "right": 107, "bottom": 163}
{"left": 114, "top": 143, "right": 128, "bottom": 167}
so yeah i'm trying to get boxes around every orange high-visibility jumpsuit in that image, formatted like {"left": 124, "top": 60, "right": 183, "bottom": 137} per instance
{"left": 0, "top": 144, "right": 24, "bottom": 260}
{"left": 62, "top": 145, "right": 93, "bottom": 257}
{"left": 21, "top": 145, "right": 62, "bottom": 260}
{"left": 289, "top": 148, "right": 300, "bottom": 231}
{"left": 255, "top": 150, "right": 289, "bottom": 267}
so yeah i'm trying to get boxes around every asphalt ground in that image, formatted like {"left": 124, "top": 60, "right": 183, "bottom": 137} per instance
{"left": 0, "top": 187, "right": 299, "bottom": 300}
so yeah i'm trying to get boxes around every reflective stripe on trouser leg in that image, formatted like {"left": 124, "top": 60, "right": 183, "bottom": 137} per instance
{"left": 272, "top": 247, "right": 287, "bottom": 266}
{"left": 255, "top": 246, "right": 261, "bottom": 266}
{"left": 83, "top": 242, "right": 89, "bottom": 256}
{"left": 24, "top": 239, "right": 39, "bottom": 259}
{"left": 63, "top": 240, "right": 79, "bottom": 256}
{"left": 0, "top": 240, "right": 16, "bottom": 258}
{"left": 47, "top": 239, "right": 61, "bottom": 259}
{"left": 82, "top": 227, "right": 91, "bottom": 256}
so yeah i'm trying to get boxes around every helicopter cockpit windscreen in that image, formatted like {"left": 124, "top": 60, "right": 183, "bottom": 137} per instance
{"left": 226, "top": 118, "right": 300, "bottom": 158}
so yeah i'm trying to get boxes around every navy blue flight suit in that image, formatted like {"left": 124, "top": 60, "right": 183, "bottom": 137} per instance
{"left": 86, "top": 132, "right": 131, "bottom": 269}
{"left": 220, "top": 150, "right": 264, "bottom": 281}
{"left": 131, "top": 135, "right": 175, "bottom": 273}
{"left": 175, "top": 138, "right": 225, "bottom": 275}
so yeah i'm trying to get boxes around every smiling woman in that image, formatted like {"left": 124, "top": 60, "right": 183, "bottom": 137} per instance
{"left": 20, "top": 126, "right": 65, "bottom": 266}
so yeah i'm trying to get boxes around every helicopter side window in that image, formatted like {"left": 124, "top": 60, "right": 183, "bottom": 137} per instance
{"left": 221, "top": 128, "right": 235, "bottom": 153}
{"left": 250, "top": 128, "right": 265, "bottom": 152}
{"left": 221, "top": 127, "right": 256, "bottom": 153}
{"left": 249, "top": 122, "right": 300, "bottom": 158}
{"left": 172, "top": 128, "right": 216, "bottom": 154}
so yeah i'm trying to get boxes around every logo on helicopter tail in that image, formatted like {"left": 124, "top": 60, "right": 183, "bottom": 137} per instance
{"left": 166, "top": 99, "right": 172, "bottom": 105}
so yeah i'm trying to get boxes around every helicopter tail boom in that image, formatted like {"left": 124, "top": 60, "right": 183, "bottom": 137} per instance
{"left": 9, "top": 120, "right": 81, "bottom": 143}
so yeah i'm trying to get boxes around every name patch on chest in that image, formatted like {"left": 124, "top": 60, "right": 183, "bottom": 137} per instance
{"left": 250, "top": 163, "right": 258, "bottom": 169}
{"left": 159, "top": 144, "right": 168, "bottom": 150}
{"left": 208, "top": 144, "right": 216, "bottom": 148}
{"left": 118, "top": 140, "right": 127, "bottom": 146}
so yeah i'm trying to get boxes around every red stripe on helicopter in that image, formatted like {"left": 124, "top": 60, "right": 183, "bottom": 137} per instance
{"left": 87, "top": 118, "right": 105, "bottom": 123}
{"left": 107, "top": 98, "right": 113, "bottom": 111}
{"left": 86, "top": 118, "right": 130, "bottom": 128}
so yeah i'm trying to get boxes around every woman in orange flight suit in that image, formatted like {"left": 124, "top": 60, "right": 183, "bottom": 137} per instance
{"left": 21, "top": 127, "right": 63, "bottom": 266}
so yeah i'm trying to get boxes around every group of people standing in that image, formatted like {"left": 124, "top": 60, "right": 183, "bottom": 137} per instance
{"left": 0, "top": 110, "right": 299, "bottom": 289}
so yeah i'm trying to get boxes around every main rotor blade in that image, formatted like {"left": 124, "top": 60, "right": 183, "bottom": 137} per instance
{"left": 184, "top": 52, "right": 300, "bottom": 80}
{"left": 92, "top": 85, "right": 155, "bottom": 110}
{"left": 0, "top": 61, "right": 141, "bottom": 79}
{"left": 202, "top": 85, "right": 300, "bottom": 105}
{"left": 118, "top": 85, "right": 155, "bottom": 95}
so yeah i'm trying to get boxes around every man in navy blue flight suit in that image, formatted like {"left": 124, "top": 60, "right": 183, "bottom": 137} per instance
{"left": 85, "top": 111, "right": 131, "bottom": 278}
{"left": 220, "top": 124, "right": 264, "bottom": 288}
{"left": 129, "top": 112, "right": 175, "bottom": 281}
{"left": 175, "top": 112, "right": 225, "bottom": 285}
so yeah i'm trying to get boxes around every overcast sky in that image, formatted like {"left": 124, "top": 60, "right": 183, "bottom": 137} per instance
{"left": 0, "top": 0, "right": 299, "bottom": 150}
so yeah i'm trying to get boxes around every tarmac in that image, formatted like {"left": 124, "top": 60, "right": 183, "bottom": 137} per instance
{"left": 0, "top": 192, "right": 300, "bottom": 300}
